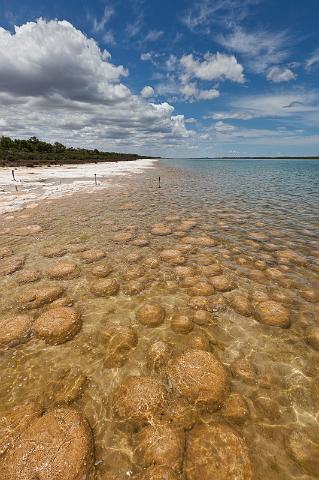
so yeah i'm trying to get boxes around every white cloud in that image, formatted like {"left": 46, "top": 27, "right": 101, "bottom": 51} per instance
{"left": 0, "top": 19, "right": 189, "bottom": 151}
{"left": 181, "top": 0, "right": 260, "bottom": 33}
{"left": 232, "top": 92, "right": 318, "bottom": 119}
{"left": 126, "top": 14, "right": 143, "bottom": 38}
{"left": 140, "top": 52, "right": 153, "bottom": 61}
{"left": 207, "top": 112, "right": 254, "bottom": 120}
{"left": 217, "top": 27, "right": 291, "bottom": 75}
{"left": 305, "top": 48, "right": 319, "bottom": 70}
{"left": 266, "top": 66, "right": 296, "bottom": 83}
{"left": 141, "top": 86, "right": 154, "bottom": 98}
{"left": 185, "top": 117, "right": 197, "bottom": 124}
{"left": 103, "top": 31, "right": 116, "bottom": 45}
{"left": 166, "top": 55, "right": 178, "bottom": 71}
{"left": 180, "top": 82, "right": 220, "bottom": 101}
{"left": 145, "top": 30, "right": 164, "bottom": 42}
{"left": 214, "top": 121, "right": 237, "bottom": 132}
{"left": 180, "top": 52, "right": 245, "bottom": 83}
{"left": 92, "top": 5, "right": 114, "bottom": 33}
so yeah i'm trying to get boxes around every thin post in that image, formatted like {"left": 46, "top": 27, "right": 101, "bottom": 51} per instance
{"left": 12, "top": 169, "right": 16, "bottom": 181}
{"left": 94, "top": 174, "right": 97, "bottom": 185}
{"left": 158, "top": 176, "right": 161, "bottom": 188}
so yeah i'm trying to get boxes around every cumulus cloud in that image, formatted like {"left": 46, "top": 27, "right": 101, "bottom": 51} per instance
{"left": 266, "top": 66, "right": 296, "bottom": 83}
{"left": 141, "top": 86, "right": 155, "bottom": 98}
{"left": 180, "top": 52, "right": 245, "bottom": 83}
{"left": 0, "top": 19, "right": 189, "bottom": 151}
{"left": 140, "top": 52, "right": 153, "bottom": 61}
{"left": 180, "top": 83, "right": 220, "bottom": 101}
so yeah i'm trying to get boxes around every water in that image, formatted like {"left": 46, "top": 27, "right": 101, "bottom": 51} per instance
{"left": 0, "top": 158, "right": 318, "bottom": 479}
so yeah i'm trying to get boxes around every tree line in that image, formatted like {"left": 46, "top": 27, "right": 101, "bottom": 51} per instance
{"left": 0, "top": 136, "right": 150, "bottom": 166}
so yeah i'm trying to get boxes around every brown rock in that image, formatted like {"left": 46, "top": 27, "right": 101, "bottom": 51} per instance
{"left": 190, "top": 281, "right": 214, "bottom": 296}
{"left": 80, "top": 249, "right": 105, "bottom": 263}
{"left": 147, "top": 340, "right": 171, "bottom": 371}
{"left": 221, "top": 393, "right": 249, "bottom": 423}
{"left": 133, "top": 466, "right": 179, "bottom": 480}
{"left": 113, "top": 231, "right": 135, "bottom": 242}
{"left": 14, "top": 224, "right": 42, "bottom": 236}
{"left": 43, "top": 246, "right": 67, "bottom": 258}
{"left": 0, "top": 402, "right": 42, "bottom": 455}
{"left": 287, "top": 429, "right": 319, "bottom": 476}
{"left": 91, "top": 263, "right": 113, "bottom": 278}
{"left": 201, "top": 264, "right": 223, "bottom": 276}
{"left": 112, "top": 376, "right": 167, "bottom": 426}
{"left": 188, "top": 296, "right": 211, "bottom": 311}
{"left": 229, "top": 294, "right": 252, "bottom": 317}
{"left": 163, "top": 398, "right": 198, "bottom": 430}
{"left": 102, "top": 325, "right": 138, "bottom": 368}
{"left": 18, "top": 285, "right": 64, "bottom": 309}
{"left": 166, "top": 350, "right": 229, "bottom": 410}
{"left": 90, "top": 278, "right": 120, "bottom": 296}
{"left": 123, "top": 279, "right": 147, "bottom": 296}
{"left": 0, "top": 246, "right": 13, "bottom": 259}
{"left": 188, "top": 332, "right": 210, "bottom": 351}
{"left": 0, "top": 313, "right": 33, "bottom": 347}
{"left": 136, "top": 303, "right": 166, "bottom": 327}
{"left": 184, "top": 423, "right": 252, "bottom": 480}
{"left": 32, "top": 307, "right": 81, "bottom": 344}
{"left": 160, "top": 248, "right": 183, "bottom": 261}
{"left": 144, "top": 257, "right": 160, "bottom": 269}
{"left": 17, "top": 269, "right": 42, "bottom": 284}
{"left": 127, "top": 253, "right": 143, "bottom": 263}
{"left": 123, "top": 265, "right": 145, "bottom": 281}
{"left": 171, "top": 313, "right": 194, "bottom": 334}
{"left": 231, "top": 358, "right": 257, "bottom": 384}
{"left": 45, "top": 369, "right": 87, "bottom": 407}
{"left": 210, "top": 275, "right": 235, "bottom": 292}
{"left": 132, "top": 238, "right": 150, "bottom": 247}
{"left": 47, "top": 261, "right": 80, "bottom": 280}
{"left": 181, "top": 236, "right": 215, "bottom": 246}
{"left": 0, "top": 256, "right": 25, "bottom": 276}
{"left": 192, "top": 310, "right": 211, "bottom": 325}
{"left": 133, "top": 422, "right": 184, "bottom": 473}
{"left": 254, "top": 300, "right": 290, "bottom": 327}
{"left": 151, "top": 224, "right": 172, "bottom": 236}
{"left": 300, "top": 287, "right": 319, "bottom": 303}
{"left": 306, "top": 327, "right": 319, "bottom": 350}
{"left": 0, "top": 407, "right": 94, "bottom": 480}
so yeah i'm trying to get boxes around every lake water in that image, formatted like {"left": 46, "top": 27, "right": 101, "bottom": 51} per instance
{"left": 0, "top": 158, "right": 318, "bottom": 479}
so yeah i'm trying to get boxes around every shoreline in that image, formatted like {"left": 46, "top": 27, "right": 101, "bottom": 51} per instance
{"left": 0, "top": 158, "right": 157, "bottom": 215}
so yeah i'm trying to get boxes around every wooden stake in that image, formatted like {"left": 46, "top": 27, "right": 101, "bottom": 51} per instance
{"left": 158, "top": 176, "right": 161, "bottom": 188}
{"left": 94, "top": 174, "right": 97, "bottom": 185}
{"left": 12, "top": 170, "right": 16, "bottom": 181}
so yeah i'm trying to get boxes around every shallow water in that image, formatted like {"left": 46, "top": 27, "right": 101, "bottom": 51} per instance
{"left": 0, "top": 159, "right": 319, "bottom": 479}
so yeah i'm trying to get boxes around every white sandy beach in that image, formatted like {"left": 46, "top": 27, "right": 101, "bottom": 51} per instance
{"left": 0, "top": 159, "right": 157, "bottom": 214}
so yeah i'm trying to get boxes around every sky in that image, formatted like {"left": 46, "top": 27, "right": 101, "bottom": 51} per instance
{"left": 0, "top": 0, "right": 318, "bottom": 157}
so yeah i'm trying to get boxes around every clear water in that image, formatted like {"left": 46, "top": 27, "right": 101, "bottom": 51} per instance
{"left": 0, "top": 158, "right": 318, "bottom": 479}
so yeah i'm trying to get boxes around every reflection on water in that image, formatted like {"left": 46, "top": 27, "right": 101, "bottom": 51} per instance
{"left": 0, "top": 159, "right": 319, "bottom": 479}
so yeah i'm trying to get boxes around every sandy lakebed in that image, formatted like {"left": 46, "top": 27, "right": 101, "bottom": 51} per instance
{"left": 0, "top": 158, "right": 318, "bottom": 479}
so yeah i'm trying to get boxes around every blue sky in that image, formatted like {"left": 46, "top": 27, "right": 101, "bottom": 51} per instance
{"left": 0, "top": 0, "right": 318, "bottom": 157}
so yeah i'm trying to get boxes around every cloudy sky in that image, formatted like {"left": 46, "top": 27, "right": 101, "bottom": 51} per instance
{"left": 0, "top": 0, "right": 318, "bottom": 157}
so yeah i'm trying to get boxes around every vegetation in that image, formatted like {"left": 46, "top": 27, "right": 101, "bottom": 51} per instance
{"left": 0, "top": 136, "right": 151, "bottom": 167}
